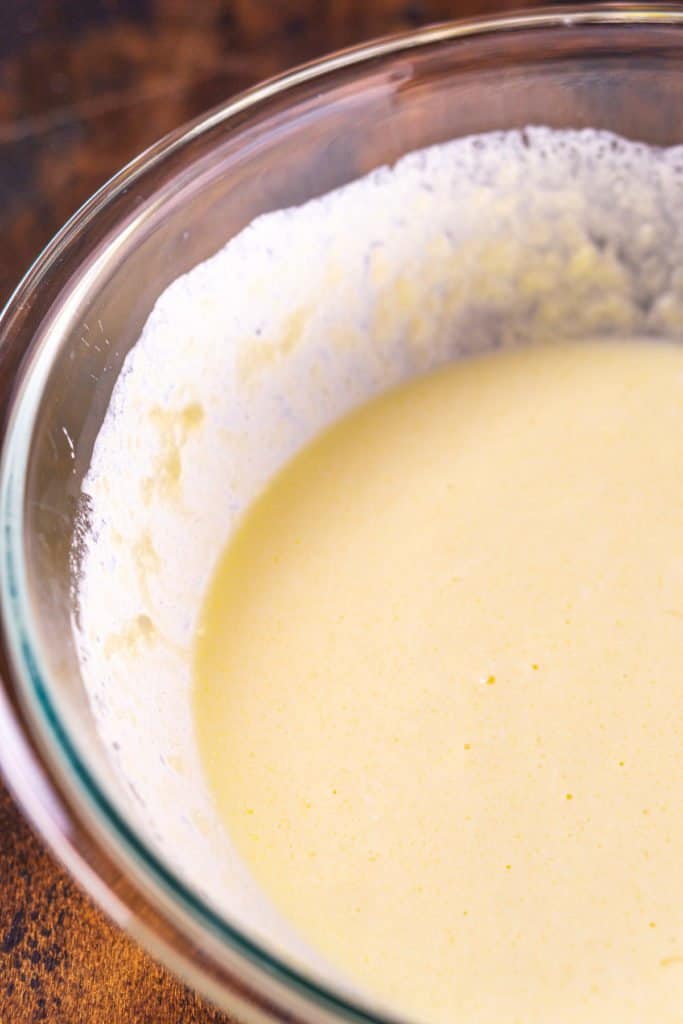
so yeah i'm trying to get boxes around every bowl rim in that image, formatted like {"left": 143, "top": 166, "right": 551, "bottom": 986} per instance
{"left": 2, "top": 4, "right": 683, "bottom": 1020}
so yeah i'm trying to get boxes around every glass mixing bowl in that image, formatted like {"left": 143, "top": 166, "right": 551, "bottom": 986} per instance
{"left": 3, "top": 6, "right": 683, "bottom": 1021}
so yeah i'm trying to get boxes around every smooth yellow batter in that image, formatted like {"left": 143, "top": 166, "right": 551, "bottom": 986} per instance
{"left": 194, "top": 341, "right": 683, "bottom": 1023}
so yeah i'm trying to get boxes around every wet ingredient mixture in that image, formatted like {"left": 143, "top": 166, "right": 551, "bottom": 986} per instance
{"left": 195, "top": 339, "right": 683, "bottom": 1024}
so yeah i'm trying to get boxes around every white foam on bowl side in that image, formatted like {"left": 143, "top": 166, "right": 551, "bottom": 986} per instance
{"left": 76, "top": 126, "right": 683, "bottom": 985}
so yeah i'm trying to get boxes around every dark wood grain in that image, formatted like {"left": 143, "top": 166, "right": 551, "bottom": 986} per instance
{"left": 0, "top": 3, "right": 537, "bottom": 1021}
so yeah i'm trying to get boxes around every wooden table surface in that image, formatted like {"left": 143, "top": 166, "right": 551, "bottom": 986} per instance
{"left": 0, "top": 2, "right": 537, "bottom": 1021}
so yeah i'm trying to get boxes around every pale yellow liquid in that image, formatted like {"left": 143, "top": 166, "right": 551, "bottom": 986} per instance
{"left": 194, "top": 341, "right": 683, "bottom": 1023}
